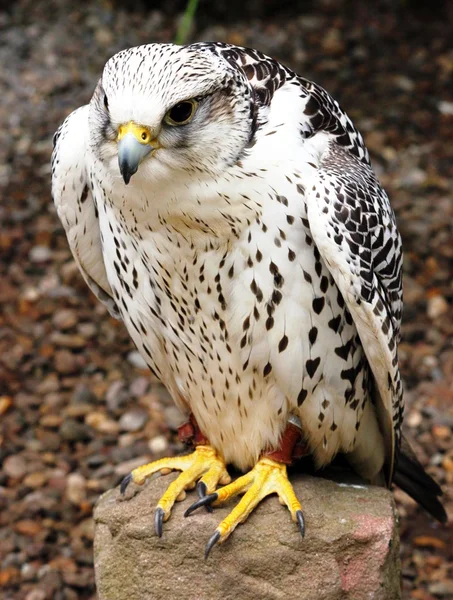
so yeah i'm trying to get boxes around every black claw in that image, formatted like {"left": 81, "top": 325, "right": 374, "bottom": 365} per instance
{"left": 155, "top": 507, "right": 165, "bottom": 537}
{"left": 184, "top": 492, "right": 218, "bottom": 518}
{"left": 204, "top": 530, "right": 221, "bottom": 559}
{"left": 120, "top": 473, "right": 132, "bottom": 495}
{"left": 296, "top": 510, "right": 305, "bottom": 538}
{"left": 197, "top": 480, "right": 207, "bottom": 498}
{"left": 197, "top": 481, "right": 213, "bottom": 513}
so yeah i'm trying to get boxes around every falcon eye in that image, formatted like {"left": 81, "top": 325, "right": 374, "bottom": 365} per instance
{"left": 164, "top": 100, "right": 197, "bottom": 126}
{"left": 103, "top": 94, "right": 109, "bottom": 111}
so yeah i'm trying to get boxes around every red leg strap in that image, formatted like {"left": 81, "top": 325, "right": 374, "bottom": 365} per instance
{"left": 264, "top": 421, "right": 310, "bottom": 465}
{"left": 178, "top": 413, "right": 209, "bottom": 446}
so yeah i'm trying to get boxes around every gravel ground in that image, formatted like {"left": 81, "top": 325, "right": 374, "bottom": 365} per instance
{"left": 1, "top": 1, "right": 452, "bottom": 598}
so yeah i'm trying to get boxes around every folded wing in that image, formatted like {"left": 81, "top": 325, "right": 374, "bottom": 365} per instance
{"left": 51, "top": 105, "right": 120, "bottom": 319}
{"left": 306, "top": 141, "right": 403, "bottom": 483}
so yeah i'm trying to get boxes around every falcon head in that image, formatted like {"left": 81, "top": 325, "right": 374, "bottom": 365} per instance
{"left": 89, "top": 43, "right": 255, "bottom": 184}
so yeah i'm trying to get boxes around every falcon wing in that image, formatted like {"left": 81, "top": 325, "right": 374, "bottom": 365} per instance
{"left": 51, "top": 106, "right": 120, "bottom": 319}
{"left": 306, "top": 141, "right": 403, "bottom": 483}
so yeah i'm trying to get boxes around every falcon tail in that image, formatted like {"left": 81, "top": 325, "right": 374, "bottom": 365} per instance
{"left": 393, "top": 436, "right": 447, "bottom": 524}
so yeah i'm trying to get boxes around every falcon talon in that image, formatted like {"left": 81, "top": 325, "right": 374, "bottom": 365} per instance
{"left": 197, "top": 480, "right": 213, "bottom": 513}
{"left": 184, "top": 493, "right": 218, "bottom": 518}
{"left": 120, "top": 473, "right": 132, "bottom": 495}
{"left": 204, "top": 531, "right": 221, "bottom": 560}
{"left": 116, "top": 446, "right": 230, "bottom": 529}
{"left": 155, "top": 507, "right": 165, "bottom": 538}
{"left": 197, "top": 480, "right": 207, "bottom": 498}
{"left": 296, "top": 510, "right": 305, "bottom": 538}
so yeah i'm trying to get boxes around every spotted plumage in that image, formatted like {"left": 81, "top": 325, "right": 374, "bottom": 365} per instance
{"left": 52, "top": 42, "right": 445, "bottom": 527}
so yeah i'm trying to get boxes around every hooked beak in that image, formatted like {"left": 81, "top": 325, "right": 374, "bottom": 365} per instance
{"left": 117, "top": 122, "right": 160, "bottom": 185}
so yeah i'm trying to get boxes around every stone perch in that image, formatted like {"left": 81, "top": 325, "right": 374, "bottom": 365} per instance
{"left": 94, "top": 472, "right": 401, "bottom": 600}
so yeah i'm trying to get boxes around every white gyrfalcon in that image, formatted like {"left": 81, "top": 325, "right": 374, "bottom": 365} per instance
{"left": 52, "top": 42, "right": 446, "bottom": 557}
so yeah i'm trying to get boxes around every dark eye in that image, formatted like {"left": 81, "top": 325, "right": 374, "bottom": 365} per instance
{"left": 103, "top": 94, "right": 109, "bottom": 111}
{"left": 164, "top": 100, "right": 197, "bottom": 126}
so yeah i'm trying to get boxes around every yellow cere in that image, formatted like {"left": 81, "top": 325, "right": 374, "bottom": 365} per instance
{"left": 117, "top": 121, "right": 153, "bottom": 145}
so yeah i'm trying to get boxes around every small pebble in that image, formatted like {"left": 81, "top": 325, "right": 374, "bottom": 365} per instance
{"left": 82, "top": 382, "right": 106, "bottom": 402}
{"left": 66, "top": 473, "right": 87, "bottom": 505}
{"left": 148, "top": 435, "right": 169, "bottom": 455}
{"left": 85, "top": 412, "right": 119, "bottom": 435}
{"left": 61, "top": 587, "right": 79, "bottom": 600}
{"left": 118, "top": 433, "right": 136, "bottom": 447}
{"left": 3, "top": 454, "right": 27, "bottom": 479}
{"left": 414, "top": 535, "right": 446, "bottom": 549}
{"left": 54, "top": 350, "right": 77, "bottom": 375}
{"left": 59, "top": 419, "right": 92, "bottom": 442}
{"left": 13, "top": 520, "right": 43, "bottom": 536}
{"left": 64, "top": 404, "right": 93, "bottom": 418}
{"left": 432, "top": 425, "right": 451, "bottom": 440}
{"left": 129, "top": 376, "right": 150, "bottom": 397}
{"left": 0, "top": 567, "right": 20, "bottom": 586}
{"left": 21, "top": 562, "right": 38, "bottom": 581}
{"left": 397, "top": 168, "right": 426, "bottom": 188}
{"left": 23, "top": 472, "right": 47, "bottom": 488}
{"left": 106, "top": 380, "right": 129, "bottom": 411}
{"left": 40, "top": 414, "right": 63, "bottom": 428}
{"left": 25, "top": 589, "right": 47, "bottom": 600}
{"left": 428, "top": 581, "right": 453, "bottom": 596}
{"left": 442, "top": 454, "right": 453, "bottom": 472}
{"left": 119, "top": 409, "right": 148, "bottom": 432}
{"left": 77, "top": 322, "right": 97, "bottom": 338}
{"left": 127, "top": 350, "right": 148, "bottom": 369}
{"left": 427, "top": 295, "right": 449, "bottom": 319}
{"left": 114, "top": 456, "right": 152, "bottom": 477}
{"left": 164, "top": 405, "right": 185, "bottom": 430}
{"left": 321, "top": 28, "right": 345, "bottom": 55}
{"left": 52, "top": 309, "right": 77, "bottom": 330}
{"left": 0, "top": 395, "right": 12, "bottom": 415}
{"left": 29, "top": 245, "right": 51, "bottom": 263}
{"left": 36, "top": 374, "right": 60, "bottom": 394}
{"left": 438, "top": 100, "right": 453, "bottom": 115}
{"left": 51, "top": 332, "right": 86, "bottom": 348}
{"left": 93, "top": 465, "right": 115, "bottom": 479}
{"left": 406, "top": 410, "right": 422, "bottom": 428}
{"left": 86, "top": 454, "right": 106, "bottom": 468}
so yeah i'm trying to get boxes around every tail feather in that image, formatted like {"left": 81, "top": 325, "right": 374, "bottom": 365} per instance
{"left": 393, "top": 436, "right": 447, "bottom": 524}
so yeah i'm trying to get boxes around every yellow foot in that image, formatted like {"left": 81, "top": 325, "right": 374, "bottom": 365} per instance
{"left": 185, "top": 457, "right": 305, "bottom": 558}
{"left": 120, "top": 445, "right": 230, "bottom": 537}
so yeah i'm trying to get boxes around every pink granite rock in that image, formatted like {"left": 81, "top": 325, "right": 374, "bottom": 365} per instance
{"left": 94, "top": 472, "right": 401, "bottom": 600}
